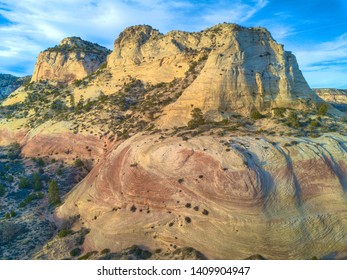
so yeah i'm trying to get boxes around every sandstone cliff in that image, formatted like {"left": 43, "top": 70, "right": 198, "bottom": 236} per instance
{"left": 31, "top": 37, "right": 110, "bottom": 83}
{"left": 106, "top": 24, "right": 320, "bottom": 127}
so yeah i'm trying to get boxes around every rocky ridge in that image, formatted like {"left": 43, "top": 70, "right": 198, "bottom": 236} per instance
{"left": 31, "top": 37, "right": 111, "bottom": 83}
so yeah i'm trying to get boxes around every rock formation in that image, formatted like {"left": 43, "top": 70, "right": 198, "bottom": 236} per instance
{"left": 31, "top": 37, "right": 110, "bottom": 83}
{"left": 0, "top": 23, "right": 346, "bottom": 260}
{"left": 106, "top": 24, "right": 320, "bottom": 127}
{"left": 56, "top": 133, "right": 347, "bottom": 259}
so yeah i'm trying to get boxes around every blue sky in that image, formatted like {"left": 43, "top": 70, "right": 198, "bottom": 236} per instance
{"left": 0, "top": 0, "right": 346, "bottom": 88}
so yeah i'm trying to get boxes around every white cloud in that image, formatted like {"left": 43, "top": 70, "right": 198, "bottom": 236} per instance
{"left": 0, "top": 0, "right": 186, "bottom": 76}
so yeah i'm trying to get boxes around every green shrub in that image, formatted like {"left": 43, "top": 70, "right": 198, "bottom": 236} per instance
{"left": 18, "top": 177, "right": 31, "bottom": 189}
{"left": 188, "top": 108, "right": 205, "bottom": 129}
{"left": 0, "top": 183, "right": 5, "bottom": 197}
{"left": 32, "top": 172, "right": 42, "bottom": 191}
{"left": 273, "top": 108, "right": 286, "bottom": 118}
{"left": 310, "top": 120, "right": 320, "bottom": 127}
{"left": 250, "top": 108, "right": 264, "bottom": 120}
{"left": 70, "top": 247, "right": 82, "bottom": 257}
{"left": 101, "top": 248, "right": 110, "bottom": 255}
{"left": 317, "top": 103, "right": 328, "bottom": 116}
{"left": 78, "top": 251, "right": 98, "bottom": 260}
{"left": 287, "top": 112, "right": 301, "bottom": 128}
{"left": 36, "top": 158, "right": 45, "bottom": 167}
{"left": 48, "top": 180, "right": 61, "bottom": 206}
{"left": 19, "top": 192, "right": 44, "bottom": 207}
{"left": 74, "top": 158, "right": 84, "bottom": 168}
{"left": 58, "top": 229, "right": 73, "bottom": 238}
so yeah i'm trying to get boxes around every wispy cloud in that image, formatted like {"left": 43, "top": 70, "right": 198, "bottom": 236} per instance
{"left": 294, "top": 33, "right": 347, "bottom": 88}
{"left": 203, "top": 0, "right": 268, "bottom": 25}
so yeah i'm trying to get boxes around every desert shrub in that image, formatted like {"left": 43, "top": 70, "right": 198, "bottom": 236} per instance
{"left": 58, "top": 229, "right": 73, "bottom": 238}
{"left": 18, "top": 177, "right": 32, "bottom": 189}
{"left": 188, "top": 108, "right": 205, "bottom": 129}
{"left": 78, "top": 251, "right": 98, "bottom": 260}
{"left": 101, "top": 248, "right": 110, "bottom": 255}
{"left": 0, "top": 183, "right": 5, "bottom": 196}
{"left": 202, "top": 209, "right": 209, "bottom": 215}
{"left": 70, "top": 247, "right": 82, "bottom": 257}
{"left": 32, "top": 172, "right": 42, "bottom": 191}
{"left": 74, "top": 158, "right": 84, "bottom": 168}
{"left": 273, "top": 108, "right": 286, "bottom": 118}
{"left": 48, "top": 180, "right": 61, "bottom": 206}
{"left": 287, "top": 112, "right": 301, "bottom": 128}
{"left": 7, "top": 175, "right": 14, "bottom": 183}
{"left": 250, "top": 108, "right": 264, "bottom": 120}
{"left": 130, "top": 205, "right": 137, "bottom": 212}
{"left": 317, "top": 103, "right": 328, "bottom": 116}
{"left": 127, "top": 245, "right": 152, "bottom": 260}
{"left": 36, "top": 157, "right": 45, "bottom": 167}
{"left": 19, "top": 192, "right": 44, "bottom": 207}
{"left": 185, "top": 217, "right": 192, "bottom": 223}
{"left": 310, "top": 120, "right": 320, "bottom": 127}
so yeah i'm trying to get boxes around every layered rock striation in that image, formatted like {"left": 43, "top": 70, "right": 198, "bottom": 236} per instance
{"left": 56, "top": 133, "right": 347, "bottom": 259}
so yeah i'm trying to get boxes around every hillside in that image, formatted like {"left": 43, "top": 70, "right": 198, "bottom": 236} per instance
{"left": 0, "top": 74, "right": 30, "bottom": 100}
{"left": 0, "top": 23, "right": 347, "bottom": 260}
{"left": 314, "top": 88, "right": 347, "bottom": 112}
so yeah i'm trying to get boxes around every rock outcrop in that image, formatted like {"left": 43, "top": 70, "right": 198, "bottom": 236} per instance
{"left": 56, "top": 133, "right": 347, "bottom": 259}
{"left": 106, "top": 24, "right": 320, "bottom": 127}
{"left": 31, "top": 37, "right": 110, "bottom": 83}
{"left": 0, "top": 74, "right": 30, "bottom": 100}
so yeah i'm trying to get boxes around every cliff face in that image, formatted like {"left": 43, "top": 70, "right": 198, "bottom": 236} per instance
{"left": 31, "top": 37, "right": 110, "bottom": 83}
{"left": 106, "top": 24, "right": 319, "bottom": 126}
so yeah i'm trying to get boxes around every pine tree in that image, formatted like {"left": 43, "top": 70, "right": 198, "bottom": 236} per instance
{"left": 48, "top": 180, "right": 61, "bottom": 206}
{"left": 33, "top": 172, "right": 42, "bottom": 191}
